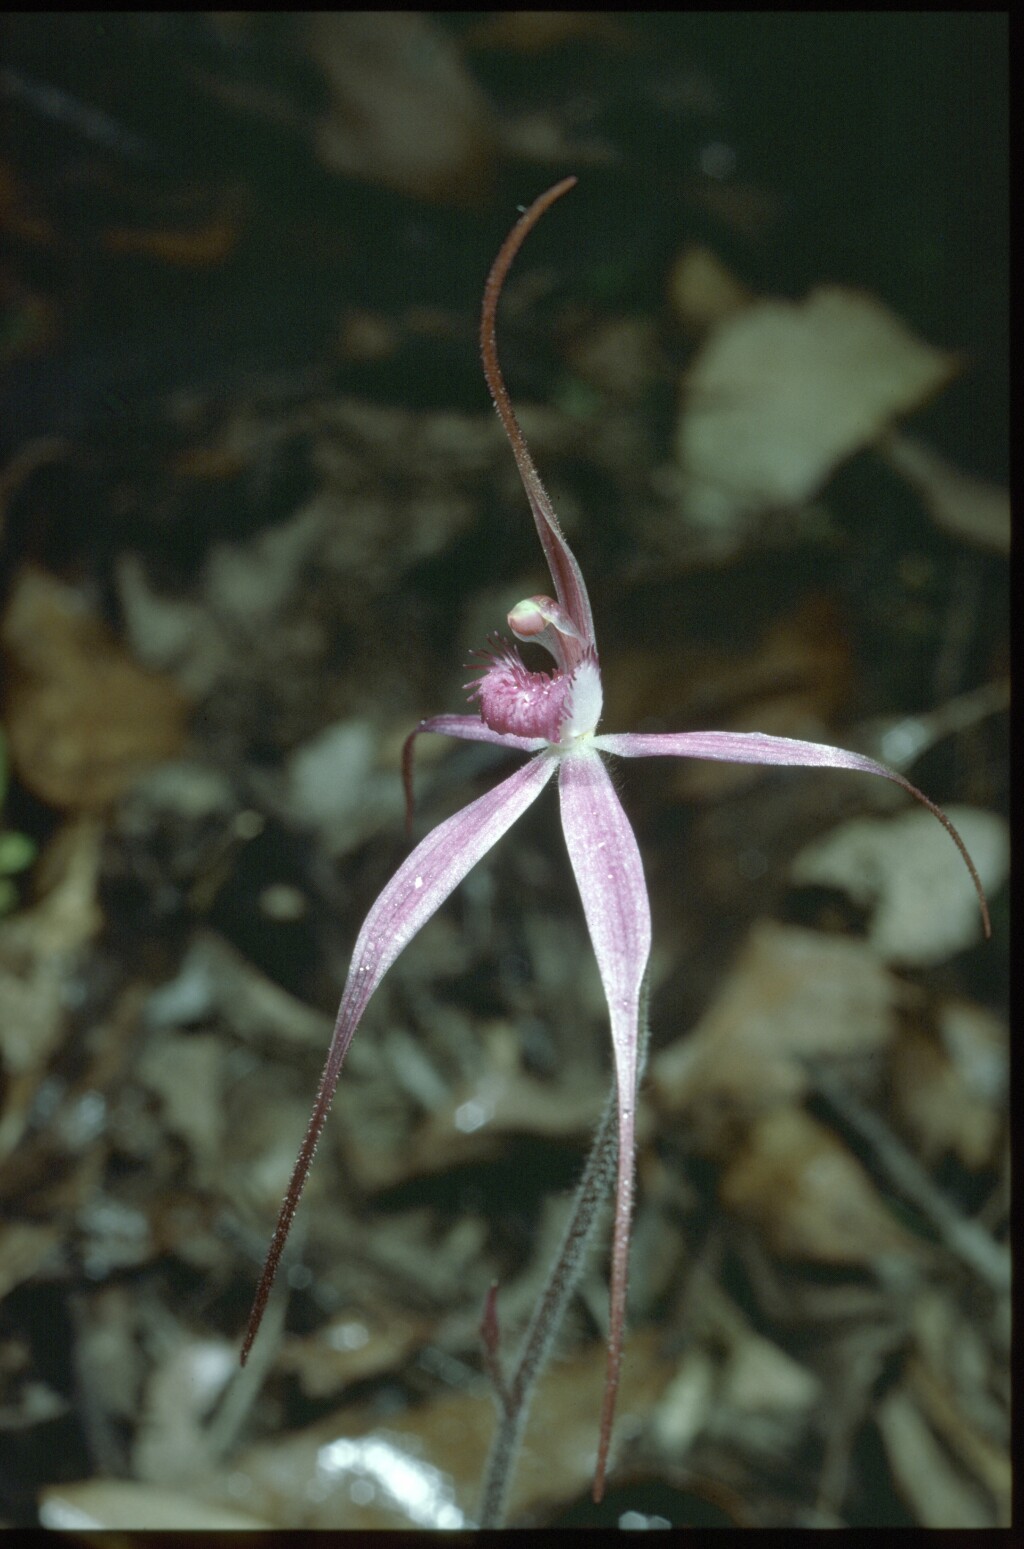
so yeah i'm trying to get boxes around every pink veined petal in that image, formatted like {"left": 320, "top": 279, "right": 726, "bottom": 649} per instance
{"left": 594, "top": 727, "right": 949, "bottom": 768}
{"left": 406, "top": 712, "right": 547, "bottom": 756}
{"left": 401, "top": 713, "right": 546, "bottom": 834}
{"left": 593, "top": 729, "right": 990, "bottom": 936}
{"left": 557, "top": 746, "right": 652, "bottom": 1501}
{"left": 242, "top": 751, "right": 556, "bottom": 1364}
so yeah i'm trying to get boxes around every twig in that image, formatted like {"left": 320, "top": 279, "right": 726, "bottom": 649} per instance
{"left": 813, "top": 1067, "right": 1010, "bottom": 1294}
{"left": 856, "top": 677, "right": 1010, "bottom": 774}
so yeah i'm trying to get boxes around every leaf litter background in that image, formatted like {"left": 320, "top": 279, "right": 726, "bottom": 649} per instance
{"left": 0, "top": 13, "right": 1009, "bottom": 1531}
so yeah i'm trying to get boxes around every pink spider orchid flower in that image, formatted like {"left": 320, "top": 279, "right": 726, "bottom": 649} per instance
{"left": 242, "top": 177, "right": 990, "bottom": 1502}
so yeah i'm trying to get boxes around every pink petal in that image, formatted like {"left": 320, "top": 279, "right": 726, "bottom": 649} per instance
{"left": 405, "top": 712, "right": 547, "bottom": 756}
{"left": 243, "top": 751, "right": 556, "bottom": 1363}
{"left": 558, "top": 747, "right": 652, "bottom": 1499}
{"left": 594, "top": 729, "right": 990, "bottom": 935}
{"left": 595, "top": 727, "right": 941, "bottom": 769}
{"left": 402, "top": 713, "right": 546, "bottom": 833}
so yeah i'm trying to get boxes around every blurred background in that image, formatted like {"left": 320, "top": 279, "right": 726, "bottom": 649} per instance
{"left": 0, "top": 13, "right": 1008, "bottom": 1530}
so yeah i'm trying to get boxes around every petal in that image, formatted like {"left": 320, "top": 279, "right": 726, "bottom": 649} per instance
{"left": 594, "top": 729, "right": 989, "bottom": 936}
{"left": 595, "top": 727, "right": 941, "bottom": 768}
{"left": 405, "top": 712, "right": 547, "bottom": 757}
{"left": 558, "top": 747, "right": 652, "bottom": 1499}
{"left": 402, "top": 713, "right": 546, "bottom": 833}
{"left": 243, "top": 751, "right": 556, "bottom": 1362}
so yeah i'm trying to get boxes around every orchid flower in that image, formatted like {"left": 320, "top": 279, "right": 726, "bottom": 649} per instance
{"left": 242, "top": 177, "right": 990, "bottom": 1503}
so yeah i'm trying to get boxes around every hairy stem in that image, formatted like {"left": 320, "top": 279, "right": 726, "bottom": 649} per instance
{"left": 478, "top": 979, "right": 650, "bottom": 1527}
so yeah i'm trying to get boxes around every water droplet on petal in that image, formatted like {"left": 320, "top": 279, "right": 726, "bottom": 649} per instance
{"left": 413, "top": 875, "right": 424, "bottom": 889}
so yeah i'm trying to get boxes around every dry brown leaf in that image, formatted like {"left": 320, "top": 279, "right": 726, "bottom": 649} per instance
{"left": 668, "top": 244, "right": 753, "bottom": 334}
{"left": 790, "top": 806, "right": 1007, "bottom": 966}
{"left": 0, "top": 818, "right": 102, "bottom": 1166}
{"left": 907, "top": 1353, "right": 1010, "bottom": 1523}
{"left": 651, "top": 921, "right": 895, "bottom": 1128}
{"left": 147, "top": 929, "right": 333, "bottom": 1052}
{"left": 604, "top": 594, "right": 854, "bottom": 803}
{"left": 310, "top": 14, "right": 496, "bottom": 204}
{"left": 333, "top": 1009, "right": 607, "bottom": 1193}
{"left": 649, "top": 1349, "right": 717, "bottom": 1457}
{"left": 132, "top": 1337, "right": 238, "bottom": 1486}
{"left": 876, "top": 1382, "right": 994, "bottom": 1528}
{"left": 718, "top": 1107, "right": 917, "bottom": 1265}
{"left": 650, "top": 1321, "right": 818, "bottom": 1468}
{"left": 345, "top": 1074, "right": 608, "bottom": 1193}
{"left": 889, "top": 1004, "right": 1006, "bottom": 1172}
{"left": 135, "top": 1034, "right": 225, "bottom": 1187}
{"left": 195, "top": 1329, "right": 668, "bottom": 1528}
{"left": 907, "top": 1291, "right": 1010, "bottom": 1520}
{"left": 567, "top": 315, "right": 660, "bottom": 401}
{"left": 677, "top": 286, "right": 957, "bottom": 528}
{"left": 0, "top": 1220, "right": 60, "bottom": 1300}
{"left": 1, "top": 568, "right": 187, "bottom": 811}
{"left": 279, "top": 1308, "right": 433, "bottom": 1401}
{"left": 102, "top": 217, "right": 239, "bottom": 267}
{"left": 465, "top": 11, "right": 630, "bottom": 53}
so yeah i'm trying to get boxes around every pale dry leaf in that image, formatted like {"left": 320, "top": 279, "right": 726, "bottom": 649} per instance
{"left": 133, "top": 1337, "right": 237, "bottom": 1486}
{"left": 718, "top": 1106, "right": 918, "bottom": 1265}
{"left": 907, "top": 1352, "right": 1011, "bottom": 1522}
{"left": 279, "top": 1308, "right": 432, "bottom": 1401}
{"left": 936, "top": 999, "right": 1008, "bottom": 1111}
{"left": 650, "top": 1350, "right": 716, "bottom": 1458}
{"left": 285, "top": 718, "right": 401, "bottom": 857}
{"left": 889, "top": 1004, "right": 1006, "bottom": 1171}
{"left": 677, "top": 286, "right": 957, "bottom": 528}
{"left": 652, "top": 1327, "right": 818, "bottom": 1466}
{"left": 135, "top": 1033, "right": 225, "bottom": 1185}
{"left": 73, "top": 1284, "right": 146, "bottom": 1433}
{"left": 790, "top": 806, "right": 1007, "bottom": 966}
{"left": 38, "top": 1480, "right": 268, "bottom": 1531}
{"left": 344, "top": 1069, "right": 609, "bottom": 1192}
{"left": 194, "top": 1330, "right": 668, "bottom": 1528}
{"left": 310, "top": 13, "right": 496, "bottom": 204}
{"left": 907, "top": 1292, "right": 1010, "bottom": 1518}
{"left": 0, "top": 819, "right": 102, "bottom": 1162}
{"left": 881, "top": 432, "right": 1010, "bottom": 554}
{"left": 464, "top": 11, "right": 630, "bottom": 53}
{"left": 719, "top": 1328, "right": 820, "bottom": 1420}
{"left": 651, "top": 921, "right": 895, "bottom": 1126}
{"left": 0, "top": 1220, "right": 60, "bottom": 1300}
{"left": 146, "top": 929, "right": 332, "bottom": 1052}
{"left": 876, "top": 1383, "right": 994, "bottom": 1529}
{"left": 1, "top": 567, "right": 187, "bottom": 810}
{"left": 668, "top": 244, "right": 753, "bottom": 333}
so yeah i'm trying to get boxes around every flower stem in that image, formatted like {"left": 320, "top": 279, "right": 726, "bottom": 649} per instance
{"left": 477, "top": 978, "right": 650, "bottom": 1526}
